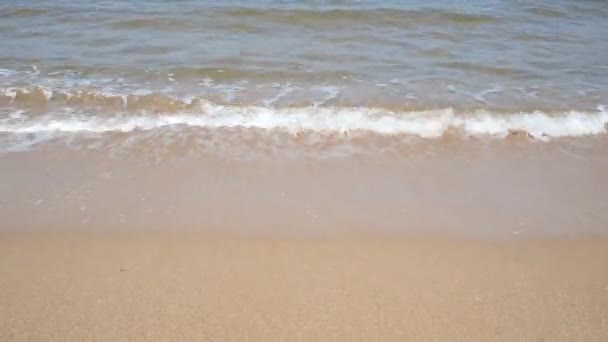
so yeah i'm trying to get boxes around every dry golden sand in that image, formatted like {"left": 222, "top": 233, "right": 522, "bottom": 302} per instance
{"left": 1, "top": 232, "right": 607, "bottom": 341}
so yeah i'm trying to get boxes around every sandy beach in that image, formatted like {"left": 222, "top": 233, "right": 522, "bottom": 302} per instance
{"left": 1, "top": 232, "right": 608, "bottom": 341}
{"left": 1, "top": 142, "right": 607, "bottom": 340}
{"left": 2, "top": 1, "right": 608, "bottom": 340}
{"left": 1, "top": 143, "right": 607, "bottom": 340}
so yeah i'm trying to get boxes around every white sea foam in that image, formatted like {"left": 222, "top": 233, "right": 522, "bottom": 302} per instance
{"left": 0, "top": 68, "right": 20, "bottom": 77}
{"left": 0, "top": 85, "right": 54, "bottom": 100}
{"left": 1, "top": 105, "right": 606, "bottom": 140}
{"left": 261, "top": 83, "right": 296, "bottom": 106}
{"left": 311, "top": 86, "right": 340, "bottom": 107}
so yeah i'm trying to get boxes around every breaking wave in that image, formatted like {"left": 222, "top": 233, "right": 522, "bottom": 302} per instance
{"left": 1, "top": 104, "right": 606, "bottom": 141}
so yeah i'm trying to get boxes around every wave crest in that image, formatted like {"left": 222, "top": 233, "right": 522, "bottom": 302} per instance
{"left": 1, "top": 105, "right": 606, "bottom": 141}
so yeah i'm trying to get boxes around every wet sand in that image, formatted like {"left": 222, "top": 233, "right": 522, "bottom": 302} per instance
{"left": 1, "top": 232, "right": 608, "bottom": 341}
{"left": 2, "top": 138, "right": 608, "bottom": 237}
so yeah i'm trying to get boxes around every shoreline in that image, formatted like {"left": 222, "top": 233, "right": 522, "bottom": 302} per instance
{"left": 2, "top": 230, "right": 608, "bottom": 340}
{"left": 3, "top": 1, "right": 608, "bottom": 340}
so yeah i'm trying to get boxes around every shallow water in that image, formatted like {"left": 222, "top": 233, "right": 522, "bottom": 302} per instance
{"left": 1, "top": 0, "right": 608, "bottom": 154}
{"left": 1, "top": 1, "right": 607, "bottom": 106}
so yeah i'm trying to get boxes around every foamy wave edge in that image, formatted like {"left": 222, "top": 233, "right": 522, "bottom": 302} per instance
{"left": 1, "top": 105, "right": 607, "bottom": 140}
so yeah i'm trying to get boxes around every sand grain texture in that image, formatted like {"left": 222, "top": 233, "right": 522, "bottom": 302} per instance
{"left": 1, "top": 233, "right": 607, "bottom": 341}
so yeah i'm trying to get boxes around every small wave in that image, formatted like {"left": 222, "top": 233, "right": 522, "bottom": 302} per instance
{"left": 528, "top": 7, "right": 566, "bottom": 18}
{"left": 1, "top": 105, "right": 606, "bottom": 141}
{"left": 0, "top": 86, "right": 194, "bottom": 112}
{"left": 209, "top": 7, "right": 498, "bottom": 28}
{"left": 439, "top": 62, "right": 533, "bottom": 78}
{"left": 0, "top": 83, "right": 342, "bottom": 110}
{"left": 0, "top": 7, "right": 52, "bottom": 18}
{"left": 108, "top": 17, "right": 201, "bottom": 31}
